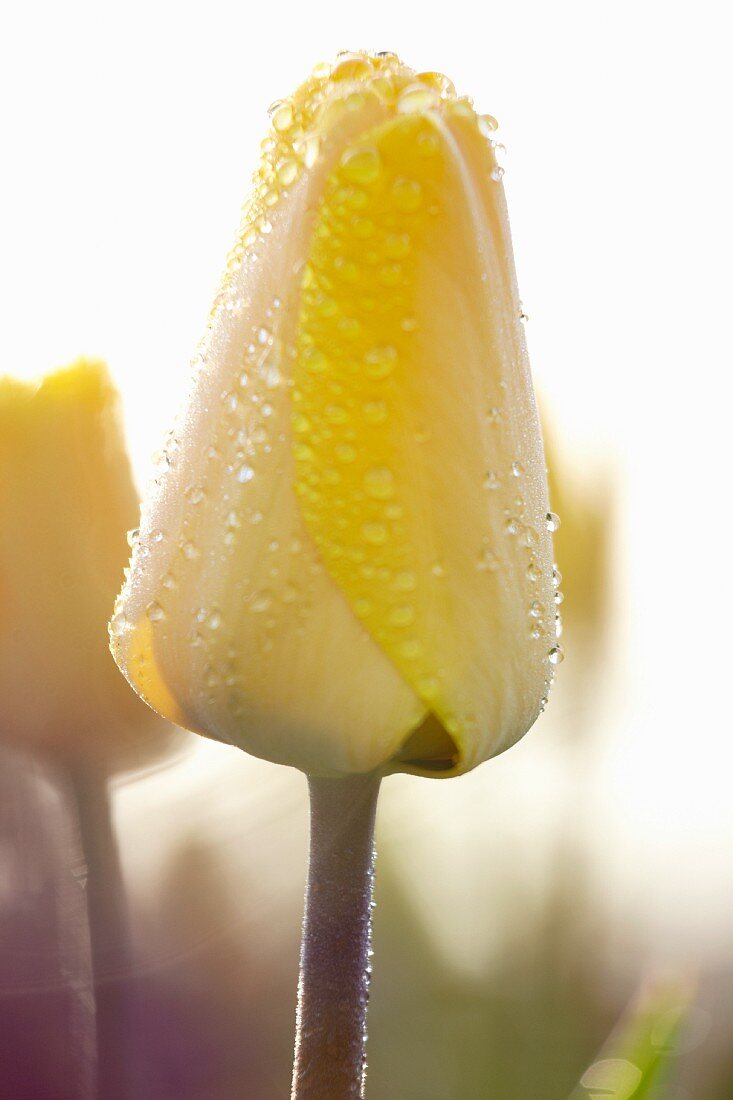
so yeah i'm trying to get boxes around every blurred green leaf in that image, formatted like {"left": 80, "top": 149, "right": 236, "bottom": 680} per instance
{"left": 569, "top": 977, "right": 693, "bottom": 1100}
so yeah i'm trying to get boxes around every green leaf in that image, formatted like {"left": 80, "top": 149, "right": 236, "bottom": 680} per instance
{"left": 569, "top": 976, "right": 694, "bottom": 1100}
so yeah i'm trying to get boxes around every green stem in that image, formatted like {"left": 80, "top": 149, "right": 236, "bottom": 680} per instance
{"left": 291, "top": 772, "right": 381, "bottom": 1100}
{"left": 69, "top": 763, "right": 134, "bottom": 1100}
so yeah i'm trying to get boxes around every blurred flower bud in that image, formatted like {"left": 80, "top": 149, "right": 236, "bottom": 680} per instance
{"left": 111, "top": 52, "right": 559, "bottom": 778}
{"left": 0, "top": 360, "right": 174, "bottom": 770}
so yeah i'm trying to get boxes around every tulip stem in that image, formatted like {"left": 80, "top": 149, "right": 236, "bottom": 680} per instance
{"left": 69, "top": 764, "right": 134, "bottom": 1100}
{"left": 291, "top": 772, "right": 382, "bottom": 1100}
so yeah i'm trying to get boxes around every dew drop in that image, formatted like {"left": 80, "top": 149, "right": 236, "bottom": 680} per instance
{"left": 237, "top": 464, "right": 255, "bottom": 483}
{"left": 207, "top": 610, "right": 222, "bottom": 630}
{"left": 546, "top": 512, "right": 561, "bottom": 532}
{"left": 269, "top": 100, "right": 293, "bottom": 132}
{"left": 364, "top": 467, "right": 395, "bottom": 500}
{"left": 388, "top": 605, "right": 415, "bottom": 627}
{"left": 365, "top": 345, "right": 398, "bottom": 378}
{"left": 340, "top": 146, "right": 382, "bottom": 185}
{"left": 511, "top": 461, "right": 524, "bottom": 478}
{"left": 385, "top": 232, "right": 411, "bottom": 259}
{"left": 277, "top": 158, "right": 299, "bottom": 186}
{"left": 265, "top": 362, "right": 282, "bottom": 388}
{"left": 478, "top": 113, "right": 499, "bottom": 136}
{"left": 484, "top": 471, "right": 501, "bottom": 490}
{"left": 325, "top": 403, "right": 348, "bottom": 424}
{"left": 302, "top": 135, "right": 320, "bottom": 169}
{"left": 127, "top": 527, "right": 140, "bottom": 548}
{"left": 394, "top": 571, "right": 417, "bottom": 592}
{"left": 362, "top": 522, "right": 388, "bottom": 546}
{"left": 182, "top": 541, "right": 199, "bottom": 560}
{"left": 303, "top": 347, "right": 328, "bottom": 373}
{"left": 363, "top": 400, "right": 388, "bottom": 423}
{"left": 397, "top": 83, "right": 440, "bottom": 113}
{"left": 417, "top": 70, "right": 456, "bottom": 98}
{"left": 529, "top": 601, "right": 545, "bottom": 619}
{"left": 478, "top": 548, "right": 499, "bottom": 572}
{"left": 146, "top": 601, "right": 166, "bottom": 622}
{"left": 526, "top": 562, "right": 541, "bottom": 583}
{"left": 392, "top": 177, "right": 423, "bottom": 213}
{"left": 491, "top": 166, "right": 505, "bottom": 182}
{"left": 548, "top": 645, "right": 565, "bottom": 665}
{"left": 251, "top": 590, "right": 273, "bottom": 613}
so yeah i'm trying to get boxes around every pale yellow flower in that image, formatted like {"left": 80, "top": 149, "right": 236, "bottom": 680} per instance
{"left": 110, "top": 52, "right": 559, "bottom": 777}
{"left": 0, "top": 360, "right": 171, "bottom": 767}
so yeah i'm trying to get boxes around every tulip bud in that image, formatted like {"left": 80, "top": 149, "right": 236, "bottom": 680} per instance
{"left": 0, "top": 360, "right": 173, "bottom": 768}
{"left": 110, "top": 52, "right": 560, "bottom": 777}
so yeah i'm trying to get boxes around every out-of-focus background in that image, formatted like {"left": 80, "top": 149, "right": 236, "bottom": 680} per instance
{"left": 1, "top": 2, "right": 732, "bottom": 1098}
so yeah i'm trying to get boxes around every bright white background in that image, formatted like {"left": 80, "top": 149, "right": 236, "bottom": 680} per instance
{"left": 2, "top": 0, "right": 732, "bottom": 953}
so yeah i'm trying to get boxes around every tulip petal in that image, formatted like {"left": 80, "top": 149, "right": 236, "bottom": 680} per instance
{"left": 111, "top": 107, "right": 428, "bottom": 776}
{"left": 292, "top": 112, "right": 556, "bottom": 774}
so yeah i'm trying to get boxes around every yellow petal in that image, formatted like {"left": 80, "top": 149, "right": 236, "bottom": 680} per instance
{"left": 292, "top": 111, "right": 557, "bottom": 774}
{"left": 0, "top": 360, "right": 172, "bottom": 767}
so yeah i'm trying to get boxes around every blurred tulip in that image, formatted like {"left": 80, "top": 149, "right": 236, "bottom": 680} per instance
{"left": 0, "top": 359, "right": 185, "bottom": 1098}
{"left": 111, "top": 51, "right": 560, "bottom": 779}
{"left": 0, "top": 359, "right": 175, "bottom": 770}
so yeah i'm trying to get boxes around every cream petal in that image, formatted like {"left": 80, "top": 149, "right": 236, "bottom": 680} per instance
{"left": 111, "top": 99, "right": 426, "bottom": 776}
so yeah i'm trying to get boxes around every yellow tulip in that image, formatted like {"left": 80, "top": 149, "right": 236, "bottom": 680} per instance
{"left": 110, "top": 51, "right": 561, "bottom": 778}
{"left": 0, "top": 360, "right": 171, "bottom": 768}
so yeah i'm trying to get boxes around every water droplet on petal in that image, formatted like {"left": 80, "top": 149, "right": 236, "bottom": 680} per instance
{"left": 363, "top": 467, "right": 395, "bottom": 500}
{"left": 391, "top": 177, "right": 423, "bottom": 213}
{"left": 362, "top": 522, "right": 388, "bottom": 546}
{"left": 478, "top": 113, "right": 499, "bottom": 136}
{"left": 251, "top": 590, "right": 273, "bottom": 613}
{"left": 546, "top": 512, "right": 561, "bottom": 532}
{"left": 340, "top": 146, "right": 382, "bottom": 185}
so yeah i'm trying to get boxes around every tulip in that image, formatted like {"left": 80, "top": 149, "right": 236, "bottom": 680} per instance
{"left": 110, "top": 51, "right": 560, "bottom": 780}
{"left": 0, "top": 360, "right": 179, "bottom": 1099}
{"left": 0, "top": 359, "right": 175, "bottom": 767}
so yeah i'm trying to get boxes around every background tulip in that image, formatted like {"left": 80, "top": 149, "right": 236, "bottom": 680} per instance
{"left": 0, "top": 359, "right": 176, "bottom": 769}
{"left": 0, "top": 360, "right": 185, "bottom": 1099}
{"left": 110, "top": 52, "right": 560, "bottom": 779}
